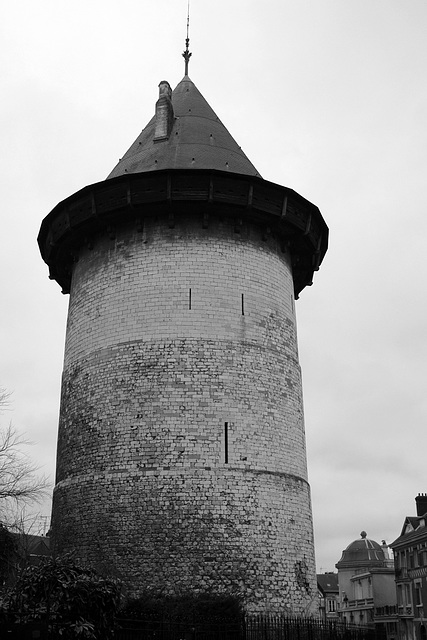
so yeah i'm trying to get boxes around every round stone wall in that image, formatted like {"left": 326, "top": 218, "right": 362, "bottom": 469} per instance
{"left": 52, "top": 212, "right": 317, "bottom": 613}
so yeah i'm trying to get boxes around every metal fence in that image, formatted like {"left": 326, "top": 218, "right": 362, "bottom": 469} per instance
{"left": 244, "top": 615, "right": 380, "bottom": 640}
{"left": 115, "top": 615, "right": 382, "bottom": 640}
{"left": 0, "top": 614, "right": 385, "bottom": 640}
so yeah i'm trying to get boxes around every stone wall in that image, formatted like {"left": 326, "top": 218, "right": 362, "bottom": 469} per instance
{"left": 52, "top": 212, "right": 317, "bottom": 613}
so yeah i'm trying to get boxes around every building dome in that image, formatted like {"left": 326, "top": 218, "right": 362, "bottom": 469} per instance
{"left": 336, "top": 532, "right": 386, "bottom": 569}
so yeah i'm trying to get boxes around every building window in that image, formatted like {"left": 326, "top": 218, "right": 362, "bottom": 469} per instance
{"left": 415, "top": 582, "right": 422, "bottom": 607}
{"left": 328, "top": 599, "right": 336, "bottom": 613}
{"left": 405, "top": 583, "right": 412, "bottom": 607}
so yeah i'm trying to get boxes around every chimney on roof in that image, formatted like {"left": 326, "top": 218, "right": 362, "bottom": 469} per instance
{"left": 415, "top": 493, "right": 427, "bottom": 516}
{"left": 381, "top": 540, "right": 390, "bottom": 559}
{"left": 154, "top": 81, "right": 174, "bottom": 141}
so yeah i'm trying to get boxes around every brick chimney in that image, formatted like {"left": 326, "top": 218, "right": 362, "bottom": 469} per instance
{"left": 154, "top": 80, "right": 174, "bottom": 141}
{"left": 415, "top": 493, "right": 427, "bottom": 516}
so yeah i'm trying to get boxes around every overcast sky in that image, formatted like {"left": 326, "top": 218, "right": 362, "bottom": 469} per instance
{"left": 1, "top": 0, "right": 426, "bottom": 572}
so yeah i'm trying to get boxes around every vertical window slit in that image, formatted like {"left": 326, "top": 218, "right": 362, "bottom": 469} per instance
{"left": 241, "top": 293, "right": 245, "bottom": 316}
{"left": 224, "top": 422, "right": 229, "bottom": 464}
{"left": 189, "top": 288, "right": 192, "bottom": 310}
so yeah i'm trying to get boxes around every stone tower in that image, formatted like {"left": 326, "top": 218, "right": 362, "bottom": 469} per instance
{"left": 38, "top": 73, "right": 328, "bottom": 613}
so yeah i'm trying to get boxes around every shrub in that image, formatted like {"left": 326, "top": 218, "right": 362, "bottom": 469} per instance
{"left": 4, "top": 554, "right": 121, "bottom": 639}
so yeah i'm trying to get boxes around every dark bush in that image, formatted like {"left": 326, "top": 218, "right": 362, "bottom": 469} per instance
{"left": 4, "top": 554, "right": 121, "bottom": 639}
{"left": 119, "top": 592, "right": 242, "bottom": 624}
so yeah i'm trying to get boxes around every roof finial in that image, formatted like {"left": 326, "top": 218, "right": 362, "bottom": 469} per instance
{"left": 182, "top": 0, "right": 192, "bottom": 76}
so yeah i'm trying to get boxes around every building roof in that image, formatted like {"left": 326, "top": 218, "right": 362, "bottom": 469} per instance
{"left": 11, "top": 532, "right": 51, "bottom": 560}
{"left": 317, "top": 573, "right": 339, "bottom": 594}
{"left": 390, "top": 515, "right": 427, "bottom": 548}
{"left": 336, "top": 532, "right": 386, "bottom": 569}
{"left": 107, "top": 76, "right": 261, "bottom": 179}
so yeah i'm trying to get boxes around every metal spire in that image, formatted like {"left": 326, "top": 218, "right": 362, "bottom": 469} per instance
{"left": 182, "top": 0, "right": 192, "bottom": 76}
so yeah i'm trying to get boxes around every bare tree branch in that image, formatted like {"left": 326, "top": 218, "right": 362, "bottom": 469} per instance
{"left": 0, "top": 387, "right": 50, "bottom": 524}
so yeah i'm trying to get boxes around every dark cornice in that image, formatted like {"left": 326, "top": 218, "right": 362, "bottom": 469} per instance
{"left": 38, "top": 169, "right": 328, "bottom": 297}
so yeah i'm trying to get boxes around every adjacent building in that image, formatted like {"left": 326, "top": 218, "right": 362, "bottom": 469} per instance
{"left": 336, "top": 532, "right": 397, "bottom": 639}
{"left": 317, "top": 572, "right": 339, "bottom": 621}
{"left": 0, "top": 531, "right": 50, "bottom": 589}
{"left": 390, "top": 494, "right": 427, "bottom": 640}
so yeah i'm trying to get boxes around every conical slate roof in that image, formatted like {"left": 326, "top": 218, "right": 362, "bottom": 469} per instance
{"left": 107, "top": 76, "right": 261, "bottom": 179}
